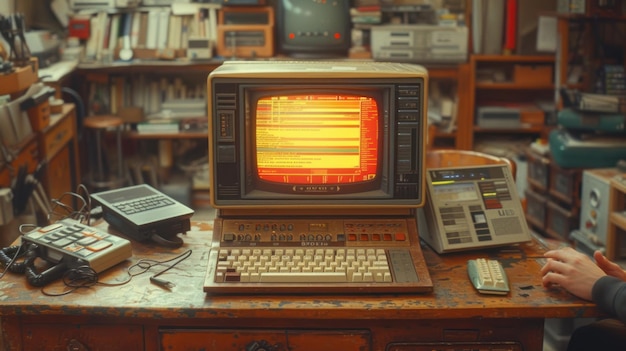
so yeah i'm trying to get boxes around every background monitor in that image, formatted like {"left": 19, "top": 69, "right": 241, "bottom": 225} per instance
{"left": 276, "top": 0, "right": 351, "bottom": 57}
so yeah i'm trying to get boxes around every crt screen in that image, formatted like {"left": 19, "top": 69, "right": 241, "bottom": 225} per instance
{"left": 255, "top": 94, "right": 379, "bottom": 185}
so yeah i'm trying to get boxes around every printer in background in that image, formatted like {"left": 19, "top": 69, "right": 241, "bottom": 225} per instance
{"left": 371, "top": 24, "right": 468, "bottom": 64}
{"left": 24, "top": 30, "right": 61, "bottom": 68}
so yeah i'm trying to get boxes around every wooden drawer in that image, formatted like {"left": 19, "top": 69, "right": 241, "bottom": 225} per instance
{"left": 21, "top": 323, "right": 143, "bottom": 351}
{"left": 160, "top": 329, "right": 370, "bottom": 351}
{"left": 525, "top": 149, "right": 550, "bottom": 192}
{"left": 0, "top": 166, "right": 9, "bottom": 188}
{"left": 389, "top": 342, "right": 523, "bottom": 351}
{"left": 546, "top": 200, "right": 579, "bottom": 241}
{"left": 525, "top": 188, "right": 548, "bottom": 231}
{"left": 1, "top": 140, "right": 38, "bottom": 188}
{"left": 14, "top": 140, "right": 39, "bottom": 175}
{"left": 40, "top": 111, "right": 74, "bottom": 160}
{"left": 549, "top": 164, "right": 582, "bottom": 206}
{"left": 43, "top": 146, "right": 72, "bottom": 201}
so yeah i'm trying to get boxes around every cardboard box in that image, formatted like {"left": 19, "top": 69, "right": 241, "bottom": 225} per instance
{"left": 520, "top": 106, "right": 545, "bottom": 126}
{"left": 513, "top": 64, "right": 553, "bottom": 85}
{"left": 0, "top": 58, "right": 38, "bottom": 96}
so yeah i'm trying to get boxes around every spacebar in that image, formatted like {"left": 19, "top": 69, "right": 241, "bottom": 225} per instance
{"left": 259, "top": 272, "right": 347, "bottom": 283}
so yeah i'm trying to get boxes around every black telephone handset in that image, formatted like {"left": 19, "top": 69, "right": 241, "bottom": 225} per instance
{"left": 1, "top": 243, "right": 71, "bottom": 287}
{"left": 23, "top": 245, "right": 70, "bottom": 287}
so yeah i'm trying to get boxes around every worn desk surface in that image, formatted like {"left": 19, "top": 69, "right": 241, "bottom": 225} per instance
{"left": 0, "top": 220, "right": 599, "bottom": 321}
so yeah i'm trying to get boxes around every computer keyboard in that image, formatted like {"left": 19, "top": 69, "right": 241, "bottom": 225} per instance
{"left": 467, "top": 258, "right": 510, "bottom": 295}
{"left": 203, "top": 217, "right": 433, "bottom": 294}
{"left": 214, "top": 247, "right": 417, "bottom": 283}
{"left": 114, "top": 194, "right": 175, "bottom": 215}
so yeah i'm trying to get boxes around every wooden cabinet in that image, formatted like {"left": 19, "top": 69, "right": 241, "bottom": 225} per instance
{"left": 0, "top": 104, "right": 79, "bottom": 226}
{"left": 0, "top": 137, "right": 39, "bottom": 189}
{"left": 0, "top": 60, "right": 40, "bottom": 189}
{"left": 467, "top": 54, "right": 555, "bottom": 150}
{"left": 428, "top": 63, "right": 472, "bottom": 149}
{"left": 37, "top": 104, "right": 80, "bottom": 203}
{"left": 606, "top": 174, "right": 626, "bottom": 260}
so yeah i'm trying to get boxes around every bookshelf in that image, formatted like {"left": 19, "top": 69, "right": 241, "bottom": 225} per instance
{"left": 467, "top": 54, "right": 556, "bottom": 150}
{"left": 555, "top": 13, "right": 626, "bottom": 106}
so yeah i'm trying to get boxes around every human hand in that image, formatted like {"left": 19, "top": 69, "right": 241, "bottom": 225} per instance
{"left": 540, "top": 247, "right": 607, "bottom": 301}
{"left": 594, "top": 250, "right": 626, "bottom": 281}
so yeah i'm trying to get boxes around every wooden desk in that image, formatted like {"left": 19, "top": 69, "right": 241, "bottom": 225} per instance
{"left": 0, "top": 221, "right": 600, "bottom": 351}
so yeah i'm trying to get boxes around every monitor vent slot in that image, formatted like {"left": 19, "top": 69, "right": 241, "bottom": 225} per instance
{"left": 215, "top": 93, "right": 236, "bottom": 109}
{"left": 218, "top": 185, "right": 240, "bottom": 196}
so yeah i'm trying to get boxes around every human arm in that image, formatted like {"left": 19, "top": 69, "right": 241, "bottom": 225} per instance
{"left": 592, "top": 276, "right": 626, "bottom": 323}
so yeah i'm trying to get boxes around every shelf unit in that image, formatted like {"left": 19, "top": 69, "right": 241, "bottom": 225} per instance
{"left": 555, "top": 13, "right": 626, "bottom": 104}
{"left": 468, "top": 54, "right": 556, "bottom": 150}
{"left": 427, "top": 63, "right": 472, "bottom": 149}
{"left": 74, "top": 59, "right": 472, "bottom": 153}
{"left": 607, "top": 175, "right": 626, "bottom": 261}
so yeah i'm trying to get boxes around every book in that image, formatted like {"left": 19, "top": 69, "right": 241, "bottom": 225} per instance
{"left": 471, "top": 0, "right": 483, "bottom": 54}
{"left": 137, "top": 12, "right": 149, "bottom": 49}
{"left": 503, "top": 0, "right": 517, "bottom": 54}
{"left": 157, "top": 8, "right": 171, "bottom": 50}
{"left": 168, "top": 15, "right": 183, "bottom": 50}
{"left": 180, "top": 15, "right": 192, "bottom": 49}
{"left": 146, "top": 9, "right": 160, "bottom": 49}
{"left": 208, "top": 7, "right": 217, "bottom": 44}
{"left": 85, "top": 13, "right": 102, "bottom": 60}
{"left": 130, "top": 11, "right": 142, "bottom": 48}
{"left": 108, "top": 14, "right": 121, "bottom": 53}
{"left": 482, "top": 0, "right": 505, "bottom": 55}
{"left": 136, "top": 119, "right": 180, "bottom": 134}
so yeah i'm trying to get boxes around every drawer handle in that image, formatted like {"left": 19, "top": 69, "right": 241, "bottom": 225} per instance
{"left": 246, "top": 340, "right": 281, "bottom": 351}
{"left": 67, "top": 338, "right": 89, "bottom": 351}
{"left": 54, "top": 130, "right": 68, "bottom": 142}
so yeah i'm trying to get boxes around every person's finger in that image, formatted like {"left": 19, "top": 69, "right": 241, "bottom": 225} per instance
{"left": 542, "top": 271, "right": 564, "bottom": 288}
{"left": 544, "top": 247, "right": 574, "bottom": 261}
{"left": 540, "top": 258, "right": 555, "bottom": 276}
{"left": 595, "top": 251, "right": 626, "bottom": 280}
{"left": 541, "top": 258, "right": 569, "bottom": 277}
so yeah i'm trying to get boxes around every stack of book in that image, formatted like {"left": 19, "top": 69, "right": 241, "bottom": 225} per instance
{"left": 81, "top": 3, "right": 219, "bottom": 62}
{"left": 136, "top": 119, "right": 179, "bottom": 134}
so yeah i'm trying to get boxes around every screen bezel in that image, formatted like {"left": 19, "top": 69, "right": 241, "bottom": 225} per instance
{"left": 240, "top": 84, "right": 394, "bottom": 201}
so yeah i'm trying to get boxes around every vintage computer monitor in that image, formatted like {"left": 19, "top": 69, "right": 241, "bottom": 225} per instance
{"left": 276, "top": 0, "right": 351, "bottom": 57}
{"left": 204, "top": 61, "right": 433, "bottom": 294}
{"left": 207, "top": 61, "right": 427, "bottom": 211}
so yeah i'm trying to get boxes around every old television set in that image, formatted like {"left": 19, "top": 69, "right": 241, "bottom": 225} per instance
{"left": 276, "top": 0, "right": 351, "bottom": 57}
{"left": 207, "top": 61, "right": 429, "bottom": 212}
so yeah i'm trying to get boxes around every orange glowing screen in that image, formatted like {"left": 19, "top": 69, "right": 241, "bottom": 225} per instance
{"left": 256, "top": 94, "right": 379, "bottom": 185}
